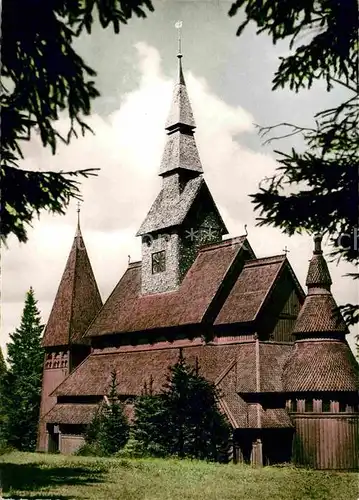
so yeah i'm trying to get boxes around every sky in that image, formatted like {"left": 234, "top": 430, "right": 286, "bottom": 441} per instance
{"left": 2, "top": 0, "right": 358, "bottom": 355}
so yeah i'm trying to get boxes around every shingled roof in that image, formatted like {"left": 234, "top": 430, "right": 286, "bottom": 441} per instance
{"left": 52, "top": 341, "right": 294, "bottom": 429}
{"left": 165, "top": 57, "right": 196, "bottom": 132}
{"left": 42, "top": 223, "right": 103, "bottom": 347}
{"left": 45, "top": 403, "right": 98, "bottom": 425}
{"left": 293, "top": 234, "right": 348, "bottom": 336}
{"left": 283, "top": 235, "right": 357, "bottom": 393}
{"left": 85, "top": 237, "right": 253, "bottom": 337}
{"left": 283, "top": 340, "right": 359, "bottom": 392}
{"left": 53, "top": 341, "right": 292, "bottom": 398}
{"left": 215, "top": 255, "right": 289, "bottom": 325}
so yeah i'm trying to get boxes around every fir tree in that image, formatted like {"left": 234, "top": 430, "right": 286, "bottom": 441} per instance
{"left": 96, "top": 370, "right": 130, "bottom": 455}
{"left": 3, "top": 288, "right": 44, "bottom": 451}
{"left": 229, "top": 0, "right": 358, "bottom": 328}
{"left": 0, "top": 348, "right": 7, "bottom": 447}
{"left": 0, "top": 349, "right": 6, "bottom": 380}
{"left": 163, "top": 354, "right": 230, "bottom": 460}
{"left": 132, "top": 378, "right": 168, "bottom": 457}
{"left": 133, "top": 353, "right": 230, "bottom": 461}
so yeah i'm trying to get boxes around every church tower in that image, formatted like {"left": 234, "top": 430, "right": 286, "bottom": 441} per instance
{"left": 37, "top": 212, "right": 103, "bottom": 451}
{"left": 284, "top": 234, "right": 359, "bottom": 469}
{"left": 137, "top": 53, "right": 227, "bottom": 295}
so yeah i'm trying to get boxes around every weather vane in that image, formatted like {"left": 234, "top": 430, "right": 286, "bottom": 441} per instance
{"left": 175, "top": 20, "right": 183, "bottom": 56}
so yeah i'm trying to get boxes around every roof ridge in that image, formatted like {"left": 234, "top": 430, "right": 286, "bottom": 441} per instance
{"left": 252, "top": 258, "right": 287, "bottom": 322}
{"left": 199, "top": 235, "right": 247, "bottom": 253}
{"left": 68, "top": 231, "right": 79, "bottom": 344}
{"left": 128, "top": 261, "right": 141, "bottom": 269}
{"left": 244, "top": 254, "right": 286, "bottom": 267}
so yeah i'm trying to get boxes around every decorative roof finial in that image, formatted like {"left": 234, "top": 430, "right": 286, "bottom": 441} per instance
{"left": 175, "top": 21, "right": 185, "bottom": 85}
{"left": 76, "top": 200, "right": 81, "bottom": 223}
{"left": 313, "top": 233, "right": 323, "bottom": 255}
{"left": 283, "top": 245, "right": 290, "bottom": 256}
{"left": 76, "top": 200, "right": 82, "bottom": 237}
{"left": 175, "top": 20, "right": 183, "bottom": 58}
{"left": 244, "top": 224, "right": 248, "bottom": 237}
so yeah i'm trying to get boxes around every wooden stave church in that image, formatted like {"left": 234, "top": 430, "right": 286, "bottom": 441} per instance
{"left": 37, "top": 54, "right": 359, "bottom": 469}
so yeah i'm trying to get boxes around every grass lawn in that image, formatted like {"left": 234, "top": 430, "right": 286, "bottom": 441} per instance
{"left": 0, "top": 452, "right": 357, "bottom": 500}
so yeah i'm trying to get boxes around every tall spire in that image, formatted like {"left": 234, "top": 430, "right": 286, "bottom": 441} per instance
{"left": 160, "top": 23, "right": 203, "bottom": 177}
{"left": 164, "top": 55, "right": 196, "bottom": 133}
{"left": 42, "top": 216, "right": 103, "bottom": 347}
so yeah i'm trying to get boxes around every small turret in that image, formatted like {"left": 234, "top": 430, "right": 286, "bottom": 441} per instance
{"left": 293, "top": 234, "right": 347, "bottom": 338}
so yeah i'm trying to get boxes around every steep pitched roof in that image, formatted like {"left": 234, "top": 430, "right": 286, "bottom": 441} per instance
{"left": 137, "top": 176, "right": 203, "bottom": 236}
{"left": 283, "top": 235, "right": 357, "bottom": 393}
{"left": 159, "top": 129, "right": 203, "bottom": 175}
{"left": 293, "top": 294, "right": 348, "bottom": 334}
{"left": 165, "top": 57, "right": 196, "bottom": 132}
{"left": 283, "top": 340, "right": 359, "bottom": 392}
{"left": 160, "top": 56, "right": 202, "bottom": 177}
{"left": 137, "top": 177, "right": 227, "bottom": 236}
{"left": 293, "top": 234, "right": 348, "bottom": 336}
{"left": 214, "top": 255, "right": 288, "bottom": 325}
{"left": 306, "top": 234, "right": 332, "bottom": 288}
{"left": 42, "top": 224, "right": 103, "bottom": 347}
{"left": 85, "top": 237, "right": 250, "bottom": 337}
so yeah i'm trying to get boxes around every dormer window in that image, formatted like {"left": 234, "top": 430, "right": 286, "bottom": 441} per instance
{"left": 152, "top": 251, "right": 166, "bottom": 274}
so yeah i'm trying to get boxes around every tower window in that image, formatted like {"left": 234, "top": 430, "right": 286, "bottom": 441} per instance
{"left": 152, "top": 251, "right": 166, "bottom": 274}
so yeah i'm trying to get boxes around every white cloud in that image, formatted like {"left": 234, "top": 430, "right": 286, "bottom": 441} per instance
{"left": 2, "top": 42, "right": 357, "bottom": 357}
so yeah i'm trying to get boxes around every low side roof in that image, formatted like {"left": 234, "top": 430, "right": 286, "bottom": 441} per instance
{"left": 45, "top": 403, "right": 98, "bottom": 425}
{"left": 53, "top": 343, "right": 248, "bottom": 397}
{"left": 283, "top": 340, "right": 359, "bottom": 392}
{"left": 53, "top": 341, "right": 292, "bottom": 398}
{"left": 86, "top": 236, "right": 249, "bottom": 337}
{"left": 52, "top": 341, "right": 294, "bottom": 429}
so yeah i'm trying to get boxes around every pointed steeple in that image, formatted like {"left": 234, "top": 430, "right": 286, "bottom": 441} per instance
{"left": 305, "top": 234, "right": 332, "bottom": 292}
{"left": 159, "top": 55, "right": 203, "bottom": 176}
{"left": 292, "top": 234, "right": 348, "bottom": 337}
{"left": 42, "top": 214, "right": 103, "bottom": 347}
{"left": 283, "top": 235, "right": 358, "bottom": 394}
{"left": 165, "top": 56, "right": 196, "bottom": 132}
{"left": 137, "top": 36, "right": 227, "bottom": 295}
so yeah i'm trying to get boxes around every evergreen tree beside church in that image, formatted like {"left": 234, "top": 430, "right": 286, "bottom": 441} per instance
{"left": 3, "top": 288, "right": 44, "bottom": 451}
{"left": 0, "top": 347, "right": 7, "bottom": 448}
{"left": 133, "top": 353, "right": 230, "bottom": 461}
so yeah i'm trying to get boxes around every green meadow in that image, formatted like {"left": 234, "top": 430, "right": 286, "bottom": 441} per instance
{"left": 0, "top": 452, "right": 357, "bottom": 500}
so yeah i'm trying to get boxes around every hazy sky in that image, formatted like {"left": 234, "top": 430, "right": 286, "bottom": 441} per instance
{"left": 2, "top": 0, "right": 357, "bottom": 354}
